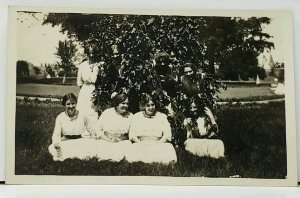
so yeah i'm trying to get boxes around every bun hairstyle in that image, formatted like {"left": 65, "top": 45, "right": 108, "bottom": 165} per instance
{"left": 111, "top": 92, "right": 128, "bottom": 107}
{"left": 154, "top": 52, "right": 171, "bottom": 62}
{"left": 139, "top": 93, "right": 157, "bottom": 111}
{"left": 62, "top": 93, "right": 77, "bottom": 106}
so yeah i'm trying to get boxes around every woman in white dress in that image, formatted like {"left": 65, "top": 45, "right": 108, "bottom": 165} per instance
{"left": 126, "top": 93, "right": 177, "bottom": 164}
{"left": 76, "top": 57, "right": 99, "bottom": 117}
{"left": 48, "top": 93, "right": 97, "bottom": 161}
{"left": 183, "top": 102, "right": 225, "bottom": 159}
{"left": 94, "top": 93, "right": 133, "bottom": 162}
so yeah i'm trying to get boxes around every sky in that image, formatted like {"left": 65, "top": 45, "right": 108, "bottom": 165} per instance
{"left": 16, "top": 12, "right": 285, "bottom": 68}
{"left": 259, "top": 16, "right": 285, "bottom": 69}
{"left": 17, "top": 12, "right": 69, "bottom": 66}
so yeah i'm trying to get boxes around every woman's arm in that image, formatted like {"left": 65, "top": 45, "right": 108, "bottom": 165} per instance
{"left": 204, "top": 107, "right": 217, "bottom": 125}
{"left": 95, "top": 110, "right": 114, "bottom": 142}
{"left": 52, "top": 115, "right": 62, "bottom": 146}
{"left": 204, "top": 107, "right": 219, "bottom": 137}
{"left": 128, "top": 116, "right": 141, "bottom": 143}
{"left": 96, "top": 130, "right": 114, "bottom": 142}
{"left": 77, "top": 65, "right": 84, "bottom": 88}
{"left": 158, "top": 114, "right": 172, "bottom": 143}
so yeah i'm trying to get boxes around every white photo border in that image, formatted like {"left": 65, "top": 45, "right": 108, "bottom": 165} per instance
{"left": 6, "top": 6, "right": 298, "bottom": 186}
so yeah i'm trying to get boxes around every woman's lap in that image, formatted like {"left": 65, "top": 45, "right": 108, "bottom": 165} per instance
{"left": 125, "top": 142, "right": 177, "bottom": 164}
{"left": 184, "top": 138, "right": 225, "bottom": 159}
{"left": 48, "top": 138, "right": 98, "bottom": 161}
{"left": 49, "top": 139, "right": 133, "bottom": 162}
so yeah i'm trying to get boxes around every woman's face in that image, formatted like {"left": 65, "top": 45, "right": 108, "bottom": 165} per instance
{"left": 184, "top": 66, "right": 194, "bottom": 77}
{"left": 190, "top": 102, "right": 198, "bottom": 117}
{"left": 144, "top": 100, "right": 156, "bottom": 116}
{"left": 65, "top": 99, "right": 77, "bottom": 117}
{"left": 116, "top": 98, "right": 129, "bottom": 115}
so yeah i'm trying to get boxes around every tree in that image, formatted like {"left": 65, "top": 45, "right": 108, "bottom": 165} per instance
{"left": 44, "top": 13, "right": 274, "bottom": 145}
{"left": 32, "top": 66, "right": 41, "bottom": 75}
{"left": 16, "top": 60, "right": 29, "bottom": 76}
{"left": 54, "top": 39, "right": 79, "bottom": 76}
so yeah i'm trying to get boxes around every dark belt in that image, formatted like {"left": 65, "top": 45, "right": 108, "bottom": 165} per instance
{"left": 64, "top": 135, "right": 81, "bottom": 139}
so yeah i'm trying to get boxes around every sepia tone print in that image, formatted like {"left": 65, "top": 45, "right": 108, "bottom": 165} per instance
{"left": 6, "top": 6, "right": 297, "bottom": 185}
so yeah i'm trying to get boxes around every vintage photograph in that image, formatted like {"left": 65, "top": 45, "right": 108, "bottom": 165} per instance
{"left": 6, "top": 7, "right": 297, "bottom": 185}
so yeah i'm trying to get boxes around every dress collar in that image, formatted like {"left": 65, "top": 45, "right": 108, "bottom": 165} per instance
{"left": 115, "top": 109, "right": 130, "bottom": 118}
{"left": 65, "top": 110, "right": 79, "bottom": 121}
{"left": 143, "top": 111, "right": 156, "bottom": 118}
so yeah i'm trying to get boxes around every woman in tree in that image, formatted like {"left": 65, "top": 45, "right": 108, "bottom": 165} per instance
{"left": 126, "top": 93, "right": 177, "bottom": 164}
{"left": 48, "top": 93, "right": 97, "bottom": 161}
{"left": 180, "top": 62, "right": 204, "bottom": 97}
{"left": 94, "top": 92, "right": 133, "bottom": 162}
{"left": 76, "top": 54, "right": 99, "bottom": 117}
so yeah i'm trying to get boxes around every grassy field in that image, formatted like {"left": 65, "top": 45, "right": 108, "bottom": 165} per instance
{"left": 16, "top": 83, "right": 281, "bottom": 100}
{"left": 15, "top": 101, "right": 287, "bottom": 178}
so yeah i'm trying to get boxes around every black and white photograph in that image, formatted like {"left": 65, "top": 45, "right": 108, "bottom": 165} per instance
{"left": 5, "top": 6, "right": 297, "bottom": 185}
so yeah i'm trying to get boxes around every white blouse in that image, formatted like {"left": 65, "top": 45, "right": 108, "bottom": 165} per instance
{"left": 77, "top": 60, "right": 99, "bottom": 86}
{"left": 51, "top": 111, "right": 86, "bottom": 144}
{"left": 129, "top": 111, "right": 172, "bottom": 141}
{"left": 97, "top": 108, "right": 133, "bottom": 138}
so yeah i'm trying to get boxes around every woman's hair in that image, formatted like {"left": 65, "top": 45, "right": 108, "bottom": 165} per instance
{"left": 112, "top": 93, "right": 128, "bottom": 107}
{"left": 62, "top": 93, "right": 77, "bottom": 106}
{"left": 139, "top": 93, "right": 156, "bottom": 111}
{"left": 154, "top": 52, "right": 171, "bottom": 76}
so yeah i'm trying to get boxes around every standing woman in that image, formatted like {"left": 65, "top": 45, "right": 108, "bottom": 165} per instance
{"left": 95, "top": 93, "right": 133, "bottom": 162}
{"left": 126, "top": 93, "right": 177, "bottom": 164}
{"left": 77, "top": 55, "right": 99, "bottom": 117}
{"left": 48, "top": 93, "right": 97, "bottom": 161}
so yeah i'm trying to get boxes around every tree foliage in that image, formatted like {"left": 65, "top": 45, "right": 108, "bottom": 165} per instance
{"left": 32, "top": 66, "right": 41, "bottom": 75}
{"left": 16, "top": 60, "right": 29, "bottom": 76}
{"left": 54, "top": 39, "right": 79, "bottom": 76}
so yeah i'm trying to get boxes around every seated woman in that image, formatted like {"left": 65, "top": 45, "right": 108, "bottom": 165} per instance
{"left": 183, "top": 101, "right": 225, "bottom": 159}
{"left": 48, "top": 93, "right": 97, "bottom": 161}
{"left": 126, "top": 93, "right": 177, "bottom": 164}
{"left": 94, "top": 92, "right": 133, "bottom": 162}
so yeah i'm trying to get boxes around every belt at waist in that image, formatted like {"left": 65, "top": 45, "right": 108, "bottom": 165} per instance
{"left": 64, "top": 135, "right": 82, "bottom": 139}
{"left": 138, "top": 136, "right": 161, "bottom": 142}
{"left": 83, "top": 82, "right": 95, "bottom": 85}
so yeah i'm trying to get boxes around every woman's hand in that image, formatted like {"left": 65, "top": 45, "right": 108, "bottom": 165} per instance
{"left": 204, "top": 107, "right": 217, "bottom": 124}
{"left": 96, "top": 131, "right": 114, "bottom": 142}
{"left": 54, "top": 143, "right": 61, "bottom": 149}
{"left": 183, "top": 118, "right": 192, "bottom": 127}
{"left": 204, "top": 107, "right": 213, "bottom": 118}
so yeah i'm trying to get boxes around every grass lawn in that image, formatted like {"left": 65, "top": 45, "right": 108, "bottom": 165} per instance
{"left": 16, "top": 83, "right": 80, "bottom": 99}
{"left": 15, "top": 101, "right": 287, "bottom": 178}
{"left": 16, "top": 83, "right": 282, "bottom": 101}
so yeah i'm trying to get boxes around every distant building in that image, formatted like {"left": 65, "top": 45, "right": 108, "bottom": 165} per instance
{"left": 17, "top": 60, "right": 47, "bottom": 77}
{"left": 28, "top": 63, "right": 47, "bottom": 77}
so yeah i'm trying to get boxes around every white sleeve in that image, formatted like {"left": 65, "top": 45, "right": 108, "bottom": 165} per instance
{"left": 128, "top": 114, "right": 139, "bottom": 141}
{"left": 95, "top": 109, "right": 109, "bottom": 137}
{"left": 77, "top": 65, "right": 84, "bottom": 87}
{"left": 160, "top": 114, "right": 172, "bottom": 141}
{"left": 52, "top": 115, "right": 62, "bottom": 144}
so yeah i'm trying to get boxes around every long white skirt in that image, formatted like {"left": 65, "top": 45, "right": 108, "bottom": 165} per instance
{"left": 184, "top": 138, "right": 225, "bottom": 159}
{"left": 95, "top": 140, "right": 132, "bottom": 162}
{"left": 48, "top": 138, "right": 98, "bottom": 161}
{"left": 77, "top": 83, "right": 97, "bottom": 117}
{"left": 126, "top": 142, "right": 177, "bottom": 164}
